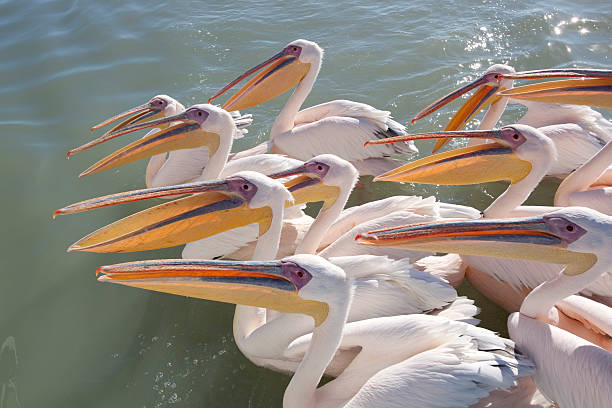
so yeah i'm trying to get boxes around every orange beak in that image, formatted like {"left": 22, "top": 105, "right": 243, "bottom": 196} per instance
{"left": 209, "top": 48, "right": 311, "bottom": 111}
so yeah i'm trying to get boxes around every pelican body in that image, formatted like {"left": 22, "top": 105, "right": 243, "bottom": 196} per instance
{"left": 97, "top": 254, "right": 534, "bottom": 408}
{"left": 411, "top": 65, "right": 612, "bottom": 178}
{"left": 366, "top": 124, "right": 612, "bottom": 311}
{"left": 357, "top": 207, "right": 612, "bottom": 408}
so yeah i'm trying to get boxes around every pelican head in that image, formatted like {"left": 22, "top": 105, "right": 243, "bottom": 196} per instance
{"left": 55, "top": 171, "right": 292, "bottom": 253}
{"left": 68, "top": 95, "right": 184, "bottom": 157}
{"left": 208, "top": 39, "right": 322, "bottom": 111}
{"left": 268, "top": 154, "right": 357, "bottom": 210}
{"left": 411, "top": 64, "right": 515, "bottom": 147}
{"left": 97, "top": 254, "right": 352, "bottom": 326}
{"left": 357, "top": 207, "right": 607, "bottom": 276}
{"left": 412, "top": 66, "right": 612, "bottom": 152}
{"left": 369, "top": 124, "right": 554, "bottom": 186}
{"left": 76, "top": 104, "right": 235, "bottom": 177}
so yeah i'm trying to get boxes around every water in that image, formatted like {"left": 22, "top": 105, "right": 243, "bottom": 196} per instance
{"left": 1, "top": 0, "right": 610, "bottom": 406}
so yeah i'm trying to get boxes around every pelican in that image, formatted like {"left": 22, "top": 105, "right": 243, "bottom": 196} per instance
{"left": 67, "top": 95, "right": 255, "bottom": 185}
{"left": 56, "top": 170, "right": 477, "bottom": 376}
{"left": 97, "top": 254, "right": 534, "bottom": 408}
{"left": 357, "top": 207, "right": 612, "bottom": 408}
{"left": 555, "top": 139, "right": 612, "bottom": 214}
{"left": 198, "top": 154, "right": 480, "bottom": 261}
{"left": 207, "top": 39, "right": 418, "bottom": 175}
{"left": 65, "top": 99, "right": 307, "bottom": 189}
{"left": 56, "top": 152, "right": 479, "bottom": 283}
{"left": 63, "top": 101, "right": 318, "bottom": 257}
{"left": 365, "top": 125, "right": 612, "bottom": 314}
{"left": 411, "top": 65, "right": 612, "bottom": 177}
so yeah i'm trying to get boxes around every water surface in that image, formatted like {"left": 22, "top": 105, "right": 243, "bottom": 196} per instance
{"left": 1, "top": 0, "right": 610, "bottom": 406}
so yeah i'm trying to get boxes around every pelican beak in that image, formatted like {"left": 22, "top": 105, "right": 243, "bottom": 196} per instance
{"left": 68, "top": 100, "right": 167, "bottom": 157}
{"left": 370, "top": 130, "right": 532, "bottom": 185}
{"left": 208, "top": 50, "right": 311, "bottom": 111}
{"left": 268, "top": 165, "right": 341, "bottom": 210}
{"left": 77, "top": 111, "right": 220, "bottom": 177}
{"left": 55, "top": 179, "right": 273, "bottom": 253}
{"left": 497, "top": 77, "right": 612, "bottom": 109}
{"left": 356, "top": 216, "right": 597, "bottom": 276}
{"left": 499, "top": 68, "right": 612, "bottom": 80}
{"left": 98, "top": 259, "right": 329, "bottom": 325}
{"left": 411, "top": 73, "right": 506, "bottom": 153}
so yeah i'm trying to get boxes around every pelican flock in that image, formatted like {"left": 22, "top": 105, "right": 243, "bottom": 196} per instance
{"left": 55, "top": 37, "right": 611, "bottom": 407}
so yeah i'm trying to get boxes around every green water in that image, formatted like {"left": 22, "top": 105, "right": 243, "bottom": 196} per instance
{"left": 1, "top": 0, "right": 610, "bottom": 406}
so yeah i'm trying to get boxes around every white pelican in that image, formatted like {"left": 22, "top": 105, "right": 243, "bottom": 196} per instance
{"left": 97, "top": 254, "right": 534, "bottom": 408}
{"left": 555, "top": 139, "right": 612, "bottom": 215}
{"left": 358, "top": 207, "right": 612, "bottom": 407}
{"left": 56, "top": 151, "right": 479, "bottom": 284}
{"left": 65, "top": 98, "right": 312, "bottom": 190}
{"left": 207, "top": 39, "right": 418, "bottom": 175}
{"left": 56, "top": 171, "right": 477, "bottom": 376}
{"left": 188, "top": 154, "right": 480, "bottom": 262}
{"left": 67, "top": 95, "right": 253, "bottom": 183}
{"left": 64, "top": 101, "right": 318, "bottom": 258}
{"left": 411, "top": 65, "right": 612, "bottom": 177}
{"left": 366, "top": 124, "right": 612, "bottom": 315}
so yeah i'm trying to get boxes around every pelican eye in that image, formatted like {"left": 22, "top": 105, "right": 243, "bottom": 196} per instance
{"left": 226, "top": 177, "right": 258, "bottom": 201}
{"left": 317, "top": 165, "right": 323, "bottom": 171}
{"left": 543, "top": 216, "right": 587, "bottom": 243}
{"left": 285, "top": 45, "right": 302, "bottom": 57}
{"left": 513, "top": 133, "right": 520, "bottom": 140}
{"left": 281, "top": 261, "right": 312, "bottom": 290}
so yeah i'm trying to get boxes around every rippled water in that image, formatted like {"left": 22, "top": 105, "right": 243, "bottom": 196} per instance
{"left": 1, "top": 0, "right": 610, "bottom": 406}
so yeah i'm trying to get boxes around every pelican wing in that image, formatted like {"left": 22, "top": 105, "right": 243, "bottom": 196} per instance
{"left": 147, "top": 145, "right": 212, "bottom": 187}
{"left": 220, "top": 153, "right": 303, "bottom": 178}
{"left": 320, "top": 196, "right": 438, "bottom": 249}
{"left": 565, "top": 187, "right": 612, "bottom": 216}
{"left": 540, "top": 123, "right": 608, "bottom": 177}
{"left": 509, "top": 312, "right": 612, "bottom": 408}
{"left": 227, "top": 140, "right": 273, "bottom": 161}
{"left": 320, "top": 211, "right": 437, "bottom": 260}
{"left": 181, "top": 223, "right": 259, "bottom": 259}
{"left": 329, "top": 256, "right": 460, "bottom": 320}
{"left": 311, "top": 315, "right": 532, "bottom": 408}
{"left": 555, "top": 296, "right": 612, "bottom": 338}
{"left": 275, "top": 100, "right": 417, "bottom": 163}
{"left": 461, "top": 255, "right": 612, "bottom": 307}
{"left": 293, "top": 100, "right": 391, "bottom": 129}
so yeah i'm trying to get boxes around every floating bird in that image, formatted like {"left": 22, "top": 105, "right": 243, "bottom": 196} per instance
{"left": 365, "top": 124, "right": 612, "bottom": 312}
{"left": 97, "top": 254, "right": 534, "bottom": 408}
{"left": 411, "top": 65, "right": 612, "bottom": 177}
{"left": 66, "top": 100, "right": 307, "bottom": 190}
{"left": 56, "top": 152, "right": 479, "bottom": 284}
{"left": 55, "top": 168, "right": 478, "bottom": 374}
{"left": 554, "top": 139, "right": 612, "bottom": 215}
{"left": 358, "top": 207, "right": 612, "bottom": 408}
{"left": 208, "top": 39, "right": 418, "bottom": 175}
{"left": 250, "top": 154, "right": 479, "bottom": 259}
{"left": 67, "top": 95, "right": 253, "bottom": 184}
